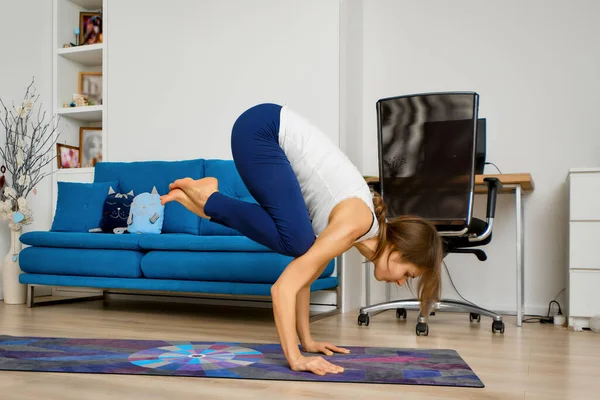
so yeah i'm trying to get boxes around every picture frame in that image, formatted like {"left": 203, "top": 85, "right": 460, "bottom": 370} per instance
{"left": 79, "top": 127, "right": 103, "bottom": 168}
{"left": 79, "top": 71, "right": 102, "bottom": 105}
{"left": 56, "top": 144, "right": 80, "bottom": 169}
{"left": 79, "top": 11, "right": 102, "bottom": 45}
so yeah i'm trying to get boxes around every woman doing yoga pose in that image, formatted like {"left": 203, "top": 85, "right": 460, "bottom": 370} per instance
{"left": 161, "top": 103, "right": 443, "bottom": 376}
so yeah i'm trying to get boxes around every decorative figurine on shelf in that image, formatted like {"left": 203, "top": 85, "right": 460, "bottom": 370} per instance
{"left": 72, "top": 27, "right": 80, "bottom": 46}
{"left": 73, "top": 94, "right": 88, "bottom": 107}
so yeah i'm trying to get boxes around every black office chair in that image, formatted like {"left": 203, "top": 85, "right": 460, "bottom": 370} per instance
{"left": 357, "top": 91, "right": 505, "bottom": 336}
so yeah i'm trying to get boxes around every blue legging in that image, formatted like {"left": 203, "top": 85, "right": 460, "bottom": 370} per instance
{"left": 204, "top": 103, "right": 316, "bottom": 258}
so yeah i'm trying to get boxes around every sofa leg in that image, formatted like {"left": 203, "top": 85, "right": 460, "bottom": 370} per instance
{"left": 26, "top": 285, "right": 105, "bottom": 308}
{"left": 27, "top": 285, "right": 34, "bottom": 308}
{"left": 309, "top": 308, "right": 340, "bottom": 323}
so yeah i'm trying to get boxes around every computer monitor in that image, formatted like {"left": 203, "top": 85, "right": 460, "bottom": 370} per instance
{"left": 476, "top": 118, "right": 486, "bottom": 175}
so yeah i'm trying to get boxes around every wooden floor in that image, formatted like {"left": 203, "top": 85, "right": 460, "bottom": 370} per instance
{"left": 0, "top": 297, "right": 599, "bottom": 399}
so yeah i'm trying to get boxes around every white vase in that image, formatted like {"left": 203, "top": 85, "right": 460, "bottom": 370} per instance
{"left": 2, "top": 227, "right": 26, "bottom": 304}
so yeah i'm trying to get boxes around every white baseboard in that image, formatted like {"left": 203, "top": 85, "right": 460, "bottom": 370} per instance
{"left": 568, "top": 316, "right": 591, "bottom": 331}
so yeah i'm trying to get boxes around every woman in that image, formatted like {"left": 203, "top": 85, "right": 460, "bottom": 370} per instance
{"left": 160, "top": 103, "right": 443, "bottom": 376}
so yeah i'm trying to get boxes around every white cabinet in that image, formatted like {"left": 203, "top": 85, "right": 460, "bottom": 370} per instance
{"left": 567, "top": 168, "right": 600, "bottom": 330}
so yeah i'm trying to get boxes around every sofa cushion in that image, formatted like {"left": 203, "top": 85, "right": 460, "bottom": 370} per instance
{"left": 20, "top": 231, "right": 141, "bottom": 250}
{"left": 141, "top": 251, "right": 335, "bottom": 283}
{"left": 199, "top": 159, "right": 258, "bottom": 236}
{"left": 19, "top": 247, "right": 143, "bottom": 278}
{"left": 137, "top": 234, "right": 270, "bottom": 252}
{"left": 94, "top": 159, "right": 205, "bottom": 235}
{"left": 51, "top": 180, "right": 119, "bottom": 233}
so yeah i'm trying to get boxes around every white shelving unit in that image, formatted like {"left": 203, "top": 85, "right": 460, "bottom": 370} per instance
{"left": 52, "top": 0, "right": 107, "bottom": 199}
{"left": 56, "top": 104, "right": 103, "bottom": 121}
{"left": 57, "top": 43, "right": 103, "bottom": 66}
{"left": 69, "top": 0, "right": 103, "bottom": 8}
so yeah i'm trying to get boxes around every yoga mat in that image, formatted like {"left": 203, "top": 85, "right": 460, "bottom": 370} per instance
{"left": 0, "top": 335, "right": 483, "bottom": 388}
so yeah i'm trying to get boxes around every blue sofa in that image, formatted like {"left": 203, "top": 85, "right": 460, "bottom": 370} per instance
{"left": 18, "top": 158, "right": 337, "bottom": 304}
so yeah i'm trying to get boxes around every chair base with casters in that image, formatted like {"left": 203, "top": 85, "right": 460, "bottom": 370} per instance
{"left": 358, "top": 178, "right": 505, "bottom": 336}
{"left": 358, "top": 299, "right": 505, "bottom": 337}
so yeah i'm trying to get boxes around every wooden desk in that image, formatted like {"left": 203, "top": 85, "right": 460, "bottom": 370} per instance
{"left": 364, "top": 173, "right": 535, "bottom": 194}
{"left": 361, "top": 172, "right": 534, "bottom": 327}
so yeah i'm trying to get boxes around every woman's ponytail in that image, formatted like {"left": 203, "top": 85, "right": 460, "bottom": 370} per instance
{"left": 370, "top": 190, "right": 388, "bottom": 261}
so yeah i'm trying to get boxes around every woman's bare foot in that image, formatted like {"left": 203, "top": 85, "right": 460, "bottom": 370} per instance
{"left": 160, "top": 177, "right": 219, "bottom": 219}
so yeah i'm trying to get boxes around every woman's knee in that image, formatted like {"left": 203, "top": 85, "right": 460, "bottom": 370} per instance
{"left": 284, "top": 231, "right": 316, "bottom": 258}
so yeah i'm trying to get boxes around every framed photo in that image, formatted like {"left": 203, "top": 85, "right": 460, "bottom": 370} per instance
{"left": 56, "top": 144, "right": 80, "bottom": 169}
{"left": 79, "top": 127, "right": 103, "bottom": 168}
{"left": 79, "top": 12, "right": 102, "bottom": 45}
{"left": 79, "top": 72, "right": 102, "bottom": 105}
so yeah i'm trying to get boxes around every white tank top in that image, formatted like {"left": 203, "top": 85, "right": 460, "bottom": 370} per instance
{"left": 278, "top": 105, "right": 379, "bottom": 241}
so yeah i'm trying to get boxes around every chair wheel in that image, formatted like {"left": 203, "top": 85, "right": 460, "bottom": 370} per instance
{"left": 416, "top": 322, "right": 429, "bottom": 336}
{"left": 492, "top": 320, "right": 505, "bottom": 334}
{"left": 358, "top": 313, "right": 369, "bottom": 326}
{"left": 396, "top": 308, "right": 407, "bottom": 319}
{"left": 470, "top": 312, "right": 481, "bottom": 322}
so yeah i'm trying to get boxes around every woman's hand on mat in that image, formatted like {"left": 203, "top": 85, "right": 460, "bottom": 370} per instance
{"left": 301, "top": 341, "right": 350, "bottom": 356}
{"left": 290, "top": 355, "right": 344, "bottom": 376}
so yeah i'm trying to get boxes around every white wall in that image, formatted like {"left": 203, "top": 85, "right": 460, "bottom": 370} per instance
{"left": 3, "top": 0, "right": 595, "bottom": 317}
{"left": 359, "top": 0, "right": 600, "bottom": 315}
{"left": 0, "top": 1, "right": 53, "bottom": 269}
{"left": 106, "top": 0, "right": 340, "bottom": 161}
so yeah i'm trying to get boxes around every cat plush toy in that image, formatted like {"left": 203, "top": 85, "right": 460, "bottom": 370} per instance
{"left": 99, "top": 187, "right": 134, "bottom": 233}
{"left": 127, "top": 186, "right": 164, "bottom": 234}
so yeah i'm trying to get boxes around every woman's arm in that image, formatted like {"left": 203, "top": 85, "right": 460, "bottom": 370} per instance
{"left": 296, "top": 281, "right": 350, "bottom": 356}
{"left": 296, "top": 284, "right": 313, "bottom": 348}
{"left": 271, "top": 198, "right": 373, "bottom": 375}
{"left": 271, "top": 259, "right": 332, "bottom": 373}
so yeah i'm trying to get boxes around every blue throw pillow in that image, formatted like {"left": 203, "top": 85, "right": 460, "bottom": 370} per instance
{"left": 99, "top": 187, "right": 135, "bottom": 233}
{"left": 51, "top": 181, "right": 119, "bottom": 232}
{"left": 127, "top": 187, "right": 165, "bottom": 234}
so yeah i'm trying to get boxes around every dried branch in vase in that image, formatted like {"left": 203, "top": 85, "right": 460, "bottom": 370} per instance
{"left": 0, "top": 77, "right": 62, "bottom": 229}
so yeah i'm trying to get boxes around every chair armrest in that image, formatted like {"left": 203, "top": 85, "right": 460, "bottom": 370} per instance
{"left": 468, "top": 177, "right": 503, "bottom": 243}
{"left": 447, "top": 248, "right": 488, "bottom": 261}
{"left": 484, "top": 177, "right": 503, "bottom": 219}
